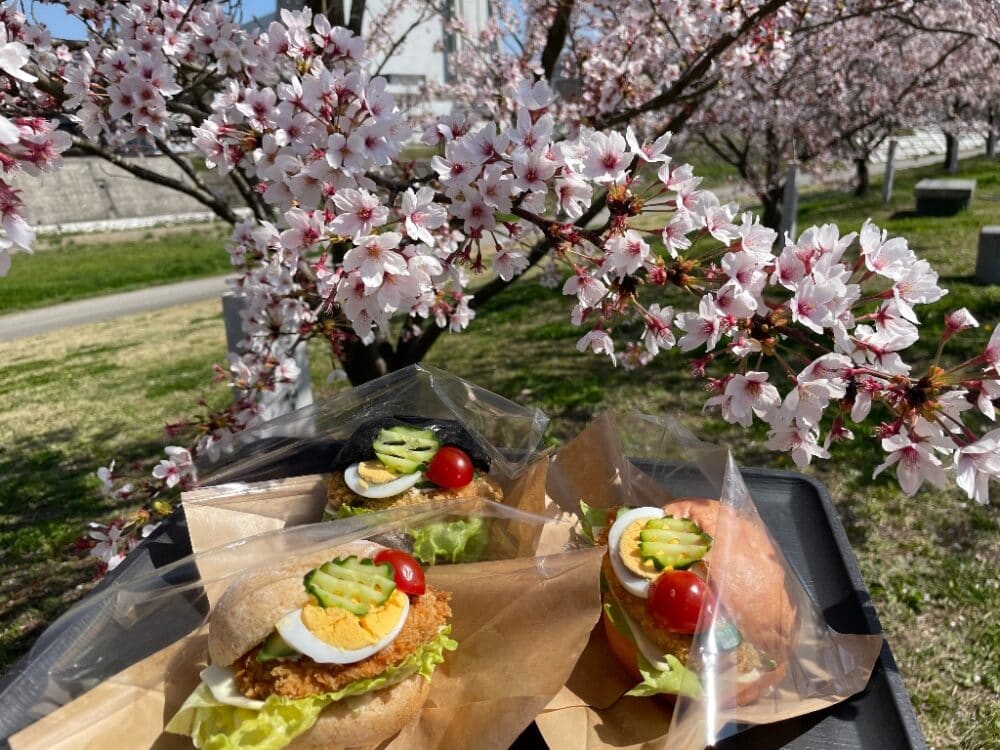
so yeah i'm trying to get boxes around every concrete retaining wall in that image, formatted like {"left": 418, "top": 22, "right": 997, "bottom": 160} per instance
{"left": 11, "top": 155, "right": 234, "bottom": 226}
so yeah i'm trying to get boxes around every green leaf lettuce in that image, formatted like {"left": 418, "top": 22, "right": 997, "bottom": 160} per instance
{"left": 166, "top": 627, "right": 456, "bottom": 750}
{"left": 408, "top": 517, "right": 488, "bottom": 564}
{"left": 603, "top": 599, "right": 702, "bottom": 699}
{"left": 324, "top": 503, "right": 489, "bottom": 565}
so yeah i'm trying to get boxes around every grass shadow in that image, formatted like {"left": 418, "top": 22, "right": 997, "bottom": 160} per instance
{"left": 0, "top": 426, "right": 164, "bottom": 671}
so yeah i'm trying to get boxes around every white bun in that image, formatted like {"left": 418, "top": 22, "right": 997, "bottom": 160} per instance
{"left": 208, "top": 539, "right": 385, "bottom": 667}
{"left": 287, "top": 673, "right": 430, "bottom": 749}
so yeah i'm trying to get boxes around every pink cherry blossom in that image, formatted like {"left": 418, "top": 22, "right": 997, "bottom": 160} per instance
{"left": 707, "top": 371, "right": 780, "bottom": 428}
{"left": 603, "top": 230, "right": 650, "bottom": 278}
{"left": 342, "top": 232, "right": 405, "bottom": 289}
{"left": 577, "top": 329, "right": 616, "bottom": 364}
{"left": 330, "top": 189, "right": 388, "bottom": 238}
{"left": 873, "top": 433, "right": 948, "bottom": 496}
{"left": 676, "top": 297, "right": 724, "bottom": 352}
{"left": 581, "top": 130, "right": 632, "bottom": 184}
{"left": 401, "top": 187, "right": 446, "bottom": 246}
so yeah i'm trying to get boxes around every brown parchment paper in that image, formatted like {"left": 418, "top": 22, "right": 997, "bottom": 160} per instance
{"left": 537, "top": 411, "right": 884, "bottom": 749}
{"left": 10, "top": 541, "right": 605, "bottom": 750}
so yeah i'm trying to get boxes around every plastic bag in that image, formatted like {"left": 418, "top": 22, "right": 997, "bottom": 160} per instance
{"left": 539, "top": 410, "right": 884, "bottom": 749}
{"left": 3, "top": 499, "right": 602, "bottom": 750}
{"left": 198, "top": 363, "right": 549, "bottom": 485}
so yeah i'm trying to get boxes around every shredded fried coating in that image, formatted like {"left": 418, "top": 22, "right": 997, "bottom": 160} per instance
{"left": 325, "top": 473, "right": 503, "bottom": 514}
{"left": 234, "top": 586, "right": 452, "bottom": 700}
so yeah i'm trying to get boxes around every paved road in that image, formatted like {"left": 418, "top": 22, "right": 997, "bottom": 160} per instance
{"left": 0, "top": 274, "right": 231, "bottom": 343}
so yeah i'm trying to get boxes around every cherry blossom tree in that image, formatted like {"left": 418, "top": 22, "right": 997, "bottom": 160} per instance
{"left": 690, "top": 7, "right": 986, "bottom": 225}
{"left": 2, "top": 0, "right": 999, "bottom": 573}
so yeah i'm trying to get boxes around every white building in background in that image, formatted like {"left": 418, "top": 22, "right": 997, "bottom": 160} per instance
{"left": 251, "top": 1, "right": 491, "bottom": 116}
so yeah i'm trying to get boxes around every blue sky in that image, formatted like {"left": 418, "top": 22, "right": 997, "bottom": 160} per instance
{"left": 23, "top": 0, "right": 277, "bottom": 40}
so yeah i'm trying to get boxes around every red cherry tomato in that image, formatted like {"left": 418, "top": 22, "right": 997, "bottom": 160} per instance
{"left": 425, "top": 446, "right": 474, "bottom": 488}
{"left": 647, "top": 570, "right": 714, "bottom": 634}
{"left": 373, "top": 549, "right": 426, "bottom": 595}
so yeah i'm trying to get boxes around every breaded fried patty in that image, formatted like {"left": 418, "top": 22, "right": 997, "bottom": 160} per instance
{"left": 601, "top": 552, "right": 767, "bottom": 675}
{"left": 234, "top": 586, "right": 452, "bottom": 700}
{"left": 325, "top": 473, "right": 503, "bottom": 514}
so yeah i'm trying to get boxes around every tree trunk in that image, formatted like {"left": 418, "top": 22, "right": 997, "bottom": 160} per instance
{"left": 944, "top": 132, "right": 958, "bottom": 172}
{"left": 760, "top": 184, "right": 785, "bottom": 231}
{"left": 339, "top": 337, "right": 390, "bottom": 386}
{"left": 854, "top": 157, "right": 870, "bottom": 197}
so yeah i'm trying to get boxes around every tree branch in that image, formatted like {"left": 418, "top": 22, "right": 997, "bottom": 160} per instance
{"left": 592, "top": 0, "right": 788, "bottom": 130}
{"left": 540, "top": 0, "right": 574, "bottom": 80}
{"left": 373, "top": 3, "right": 435, "bottom": 77}
{"left": 391, "top": 191, "right": 610, "bottom": 368}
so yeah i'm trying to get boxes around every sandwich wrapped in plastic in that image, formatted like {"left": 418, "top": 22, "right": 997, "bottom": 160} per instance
{"left": 539, "top": 410, "right": 884, "bottom": 749}
{"left": 4, "top": 500, "right": 603, "bottom": 750}
{"left": 181, "top": 364, "right": 551, "bottom": 560}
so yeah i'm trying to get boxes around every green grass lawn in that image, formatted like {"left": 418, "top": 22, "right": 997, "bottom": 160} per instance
{"left": 1, "top": 157, "right": 998, "bottom": 748}
{"left": 0, "top": 224, "right": 232, "bottom": 314}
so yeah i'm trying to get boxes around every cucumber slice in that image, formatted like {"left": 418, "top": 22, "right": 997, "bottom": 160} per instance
{"left": 644, "top": 516, "right": 702, "bottom": 534}
{"left": 373, "top": 426, "right": 440, "bottom": 473}
{"left": 638, "top": 516, "right": 711, "bottom": 570}
{"left": 303, "top": 556, "right": 397, "bottom": 616}
{"left": 257, "top": 631, "right": 300, "bottom": 662}
{"left": 639, "top": 529, "right": 706, "bottom": 546}
{"left": 639, "top": 542, "right": 710, "bottom": 570}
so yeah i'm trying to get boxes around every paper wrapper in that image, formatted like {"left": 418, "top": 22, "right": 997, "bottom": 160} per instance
{"left": 8, "top": 501, "right": 603, "bottom": 750}
{"left": 538, "top": 411, "right": 884, "bottom": 749}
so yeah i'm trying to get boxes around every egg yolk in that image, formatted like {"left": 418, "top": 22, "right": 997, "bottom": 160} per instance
{"left": 618, "top": 519, "right": 661, "bottom": 579}
{"left": 357, "top": 460, "right": 403, "bottom": 487}
{"left": 300, "top": 589, "right": 407, "bottom": 650}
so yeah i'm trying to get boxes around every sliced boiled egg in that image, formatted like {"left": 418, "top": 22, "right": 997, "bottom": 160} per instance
{"left": 200, "top": 665, "right": 265, "bottom": 710}
{"left": 276, "top": 589, "right": 410, "bottom": 664}
{"left": 344, "top": 461, "right": 422, "bottom": 499}
{"left": 617, "top": 602, "right": 671, "bottom": 673}
{"left": 608, "top": 506, "right": 666, "bottom": 599}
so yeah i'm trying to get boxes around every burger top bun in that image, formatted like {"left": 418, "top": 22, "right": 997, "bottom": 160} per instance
{"left": 209, "top": 539, "right": 386, "bottom": 667}
{"left": 287, "top": 673, "right": 430, "bottom": 749}
{"left": 662, "top": 497, "right": 797, "bottom": 658}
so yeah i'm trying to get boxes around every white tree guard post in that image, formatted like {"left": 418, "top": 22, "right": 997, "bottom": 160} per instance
{"left": 222, "top": 291, "right": 313, "bottom": 421}
{"left": 975, "top": 226, "right": 1000, "bottom": 285}
{"left": 778, "top": 162, "right": 799, "bottom": 247}
{"left": 882, "top": 138, "right": 898, "bottom": 205}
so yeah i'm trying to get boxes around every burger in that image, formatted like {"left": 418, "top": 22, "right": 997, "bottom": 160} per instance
{"left": 593, "top": 497, "right": 795, "bottom": 704}
{"left": 166, "top": 540, "right": 455, "bottom": 749}
{"left": 324, "top": 418, "right": 504, "bottom": 563}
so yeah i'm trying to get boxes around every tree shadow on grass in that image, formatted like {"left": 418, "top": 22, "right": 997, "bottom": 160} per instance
{"left": 0, "top": 425, "right": 165, "bottom": 672}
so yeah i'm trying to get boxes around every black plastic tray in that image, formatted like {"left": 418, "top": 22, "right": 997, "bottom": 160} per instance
{"left": 0, "top": 451, "right": 926, "bottom": 749}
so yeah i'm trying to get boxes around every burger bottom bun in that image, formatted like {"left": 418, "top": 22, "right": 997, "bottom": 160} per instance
{"left": 288, "top": 674, "right": 431, "bottom": 749}
{"left": 600, "top": 601, "right": 785, "bottom": 707}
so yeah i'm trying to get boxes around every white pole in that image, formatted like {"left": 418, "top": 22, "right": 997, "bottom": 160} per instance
{"left": 778, "top": 162, "right": 799, "bottom": 246}
{"left": 882, "top": 138, "right": 898, "bottom": 205}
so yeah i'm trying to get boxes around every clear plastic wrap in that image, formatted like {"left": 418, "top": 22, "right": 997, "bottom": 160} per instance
{"left": 180, "top": 365, "right": 553, "bottom": 564}
{"left": 197, "top": 364, "right": 550, "bottom": 485}
{"left": 4, "top": 499, "right": 602, "bottom": 750}
{"left": 539, "top": 410, "right": 884, "bottom": 749}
